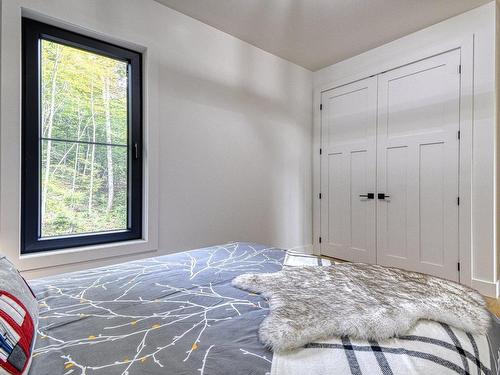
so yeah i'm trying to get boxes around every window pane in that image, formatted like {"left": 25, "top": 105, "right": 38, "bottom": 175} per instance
{"left": 41, "top": 40, "right": 128, "bottom": 146}
{"left": 41, "top": 140, "right": 128, "bottom": 237}
{"left": 39, "top": 39, "right": 130, "bottom": 239}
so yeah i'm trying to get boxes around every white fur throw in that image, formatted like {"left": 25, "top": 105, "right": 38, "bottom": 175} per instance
{"left": 232, "top": 263, "right": 491, "bottom": 352}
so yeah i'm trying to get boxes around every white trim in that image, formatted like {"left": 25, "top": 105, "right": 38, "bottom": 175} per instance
{"left": 471, "top": 278, "right": 499, "bottom": 297}
{"left": 312, "top": 89, "right": 321, "bottom": 256}
{"left": 286, "top": 244, "right": 314, "bottom": 255}
{"left": 0, "top": 2, "right": 159, "bottom": 273}
{"left": 458, "top": 37, "right": 474, "bottom": 290}
{"left": 316, "top": 37, "right": 472, "bottom": 94}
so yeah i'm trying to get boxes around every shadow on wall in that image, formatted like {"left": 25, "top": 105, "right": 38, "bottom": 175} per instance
{"left": 154, "top": 40, "right": 312, "bottom": 253}
{"left": 70, "top": 0, "right": 313, "bottom": 253}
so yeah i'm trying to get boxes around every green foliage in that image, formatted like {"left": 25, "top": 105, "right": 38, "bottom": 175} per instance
{"left": 41, "top": 40, "right": 128, "bottom": 237}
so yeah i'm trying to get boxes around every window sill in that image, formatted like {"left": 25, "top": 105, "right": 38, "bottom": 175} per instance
{"left": 17, "top": 238, "right": 158, "bottom": 273}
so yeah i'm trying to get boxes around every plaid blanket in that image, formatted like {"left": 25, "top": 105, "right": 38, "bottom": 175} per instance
{"left": 274, "top": 251, "right": 497, "bottom": 375}
{"left": 271, "top": 318, "right": 493, "bottom": 375}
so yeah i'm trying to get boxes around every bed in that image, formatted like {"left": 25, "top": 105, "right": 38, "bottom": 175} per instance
{"left": 27, "top": 242, "right": 499, "bottom": 375}
{"left": 29, "top": 243, "right": 282, "bottom": 374}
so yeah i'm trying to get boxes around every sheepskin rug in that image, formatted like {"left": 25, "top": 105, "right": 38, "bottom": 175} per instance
{"left": 232, "top": 263, "right": 491, "bottom": 352}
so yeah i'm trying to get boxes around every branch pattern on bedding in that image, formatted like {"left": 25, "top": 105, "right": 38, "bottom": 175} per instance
{"left": 29, "top": 243, "right": 284, "bottom": 375}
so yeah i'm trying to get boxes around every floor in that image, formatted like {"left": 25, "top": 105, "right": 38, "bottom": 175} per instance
{"left": 321, "top": 254, "right": 500, "bottom": 317}
{"left": 486, "top": 297, "right": 500, "bottom": 317}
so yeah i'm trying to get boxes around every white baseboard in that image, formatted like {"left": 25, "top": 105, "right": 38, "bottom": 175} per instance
{"left": 285, "top": 244, "right": 313, "bottom": 254}
{"left": 471, "top": 278, "right": 499, "bottom": 298}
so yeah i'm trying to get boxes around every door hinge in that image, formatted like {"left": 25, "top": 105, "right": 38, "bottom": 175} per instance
{"left": 320, "top": 148, "right": 322, "bottom": 155}
{"left": 319, "top": 193, "right": 322, "bottom": 199}
{"left": 319, "top": 237, "right": 322, "bottom": 244}
{"left": 458, "top": 65, "right": 462, "bottom": 74}
{"left": 457, "top": 197, "right": 460, "bottom": 205}
{"left": 457, "top": 130, "right": 461, "bottom": 140}
{"left": 457, "top": 262, "right": 461, "bottom": 271}
{"left": 320, "top": 104, "right": 323, "bottom": 111}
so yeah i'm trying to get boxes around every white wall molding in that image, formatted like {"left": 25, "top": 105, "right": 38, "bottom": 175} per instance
{"left": 285, "top": 243, "right": 314, "bottom": 254}
{"left": 471, "top": 278, "right": 499, "bottom": 298}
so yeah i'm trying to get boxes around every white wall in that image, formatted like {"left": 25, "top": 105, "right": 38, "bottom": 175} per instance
{"left": 496, "top": 0, "right": 500, "bottom": 299}
{"left": 0, "top": 0, "right": 313, "bottom": 278}
{"left": 312, "top": 2, "right": 498, "bottom": 297}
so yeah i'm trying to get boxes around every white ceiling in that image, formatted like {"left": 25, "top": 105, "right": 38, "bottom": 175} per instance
{"left": 154, "top": 0, "right": 491, "bottom": 71}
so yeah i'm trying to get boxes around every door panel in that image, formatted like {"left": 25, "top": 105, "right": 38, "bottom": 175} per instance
{"left": 320, "top": 77, "right": 377, "bottom": 263}
{"left": 377, "top": 49, "right": 460, "bottom": 281}
{"left": 385, "top": 145, "right": 408, "bottom": 260}
{"left": 327, "top": 153, "right": 349, "bottom": 246}
{"left": 350, "top": 150, "right": 369, "bottom": 251}
{"left": 419, "top": 142, "right": 445, "bottom": 266}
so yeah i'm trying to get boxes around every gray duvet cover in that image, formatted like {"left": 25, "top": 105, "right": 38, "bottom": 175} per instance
{"left": 29, "top": 242, "right": 283, "bottom": 375}
{"left": 27, "top": 242, "right": 500, "bottom": 375}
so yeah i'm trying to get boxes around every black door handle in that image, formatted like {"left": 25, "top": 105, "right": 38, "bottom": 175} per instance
{"left": 359, "top": 193, "right": 374, "bottom": 199}
{"left": 378, "top": 193, "right": 390, "bottom": 200}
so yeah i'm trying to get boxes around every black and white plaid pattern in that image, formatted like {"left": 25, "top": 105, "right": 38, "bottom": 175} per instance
{"left": 271, "top": 320, "right": 493, "bottom": 375}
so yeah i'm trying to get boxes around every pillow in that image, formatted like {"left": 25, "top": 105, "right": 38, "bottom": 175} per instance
{"left": 0, "top": 256, "right": 38, "bottom": 375}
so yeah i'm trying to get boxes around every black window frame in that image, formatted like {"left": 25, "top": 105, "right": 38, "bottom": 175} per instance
{"left": 21, "top": 18, "right": 143, "bottom": 254}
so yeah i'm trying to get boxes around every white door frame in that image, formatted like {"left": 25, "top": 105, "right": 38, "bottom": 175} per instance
{"left": 313, "top": 37, "right": 473, "bottom": 288}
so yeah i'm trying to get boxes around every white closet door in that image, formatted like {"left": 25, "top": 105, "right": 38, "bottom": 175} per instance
{"left": 377, "top": 49, "right": 460, "bottom": 281}
{"left": 320, "top": 77, "right": 377, "bottom": 263}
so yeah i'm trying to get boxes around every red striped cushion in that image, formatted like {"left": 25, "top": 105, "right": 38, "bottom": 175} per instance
{"left": 0, "top": 258, "right": 38, "bottom": 375}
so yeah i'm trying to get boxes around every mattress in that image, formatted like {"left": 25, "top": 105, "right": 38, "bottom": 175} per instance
{"left": 27, "top": 242, "right": 499, "bottom": 375}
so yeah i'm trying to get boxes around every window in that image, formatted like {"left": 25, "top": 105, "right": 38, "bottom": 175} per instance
{"left": 22, "top": 19, "right": 142, "bottom": 253}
